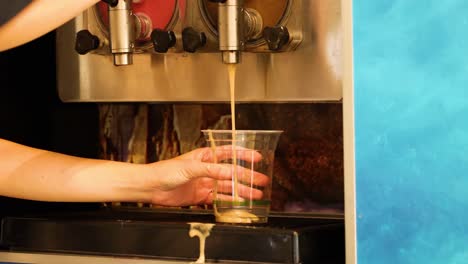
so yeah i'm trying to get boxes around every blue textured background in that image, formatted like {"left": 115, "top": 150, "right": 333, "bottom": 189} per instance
{"left": 353, "top": 0, "right": 468, "bottom": 263}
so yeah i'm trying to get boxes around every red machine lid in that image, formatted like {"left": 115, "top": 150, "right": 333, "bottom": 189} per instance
{"left": 98, "top": 0, "right": 178, "bottom": 31}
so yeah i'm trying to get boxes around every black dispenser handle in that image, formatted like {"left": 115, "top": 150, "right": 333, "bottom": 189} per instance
{"left": 101, "top": 0, "right": 118, "bottom": 7}
{"left": 263, "top": 26, "right": 290, "bottom": 51}
{"left": 182, "top": 27, "right": 207, "bottom": 53}
{"left": 151, "top": 29, "right": 177, "bottom": 53}
{"left": 75, "top": 30, "right": 100, "bottom": 55}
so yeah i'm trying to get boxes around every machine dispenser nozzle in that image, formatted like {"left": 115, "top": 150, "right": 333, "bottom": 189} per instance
{"left": 107, "top": 0, "right": 135, "bottom": 66}
{"left": 210, "top": 0, "right": 244, "bottom": 64}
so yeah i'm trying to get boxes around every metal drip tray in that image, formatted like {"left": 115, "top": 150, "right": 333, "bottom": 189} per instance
{"left": 0, "top": 209, "right": 344, "bottom": 263}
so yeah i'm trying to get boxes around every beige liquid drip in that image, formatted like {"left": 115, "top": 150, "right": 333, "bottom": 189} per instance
{"left": 188, "top": 223, "right": 215, "bottom": 263}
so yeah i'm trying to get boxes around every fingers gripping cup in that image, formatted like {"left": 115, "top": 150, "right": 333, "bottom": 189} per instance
{"left": 202, "top": 130, "right": 282, "bottom": 224}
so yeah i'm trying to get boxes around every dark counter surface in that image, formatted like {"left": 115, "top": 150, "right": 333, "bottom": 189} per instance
{"left": 1, "top": 208, "right": 344, "bottom": 264}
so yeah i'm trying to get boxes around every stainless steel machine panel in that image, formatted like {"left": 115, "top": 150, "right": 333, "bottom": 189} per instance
{"left": 56, "top": 0, "right": 342, "bottom": 102}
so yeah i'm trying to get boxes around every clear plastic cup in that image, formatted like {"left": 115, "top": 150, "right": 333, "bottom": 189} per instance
{"left": 202, "top": 129, "right": 282, "bottom": 224}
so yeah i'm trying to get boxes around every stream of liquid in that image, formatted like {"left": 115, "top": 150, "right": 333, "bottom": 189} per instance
{"left": 228, "top": 64, "right": 239, "bottom": 201}
{"left": 208, "top": 64, "right": 259, "bottom": 224}
{"left": 206, "top": 64, "right": 238, "bottom": 202}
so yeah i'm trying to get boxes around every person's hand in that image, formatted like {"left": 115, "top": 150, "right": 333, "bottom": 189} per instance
{"left": 144, "top": 146, "right": 269, "bottom": 207}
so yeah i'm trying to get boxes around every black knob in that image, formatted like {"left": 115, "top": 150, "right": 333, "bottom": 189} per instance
{"left": 75, "top": 30, "right": 100, "bottom": 55}
{"left": 151, "top": 29, "right": 176, "bottom": 53}
{"left": 101, "top": 0, "right": 118, "bottom": 7}
{"left": 263, "top": 26, "right": 290, "bottom": 51}
{"left": 182, "top": 27, "right": 207, "bottom": 53}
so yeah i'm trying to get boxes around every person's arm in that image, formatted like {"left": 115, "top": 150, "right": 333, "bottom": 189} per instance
{"left": 0, "top": 0, "right": 100, "bottom": 52}
{"left": 0, "top": 139, "right": 266, "bottom": 207}
{"left": 0, "top": 138, "right": 154, "bottom": 203}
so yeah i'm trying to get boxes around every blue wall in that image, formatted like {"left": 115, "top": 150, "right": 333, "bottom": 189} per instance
{"left": 353, "top": 1, "right": 468, "bottom": 263}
